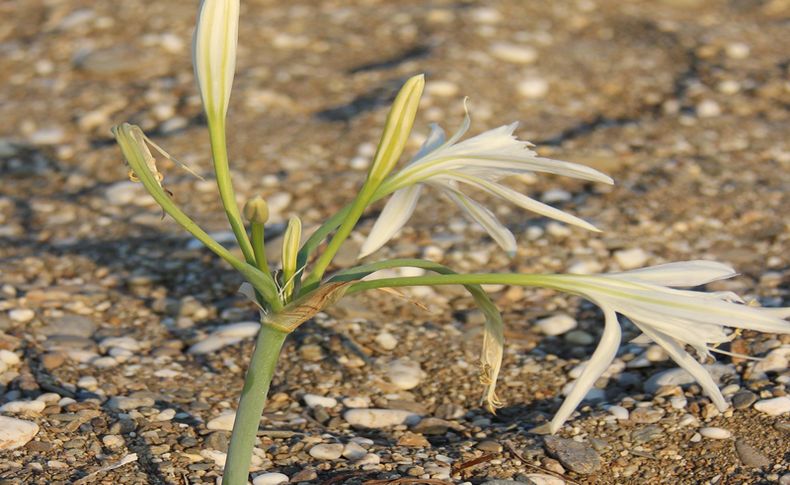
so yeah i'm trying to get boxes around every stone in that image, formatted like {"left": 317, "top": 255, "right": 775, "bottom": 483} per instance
{"left": 342, "top": 396, "right": 370, "bottom": 408}
{"left": 752, "top": 346, "right": 790, "bottom": 374}
{"left": 0, "top": 400, "right": 46, "bottom": 415}
{"left": 105, "top": 181, "right": 148, "bottom": 206}
{"left": 188, "top": 322, "right": 260, "bottom": 354}
{"left": 397, "top": 432, "right": 430, "bottom": 448}
{"left": 42, "top": 315, "right": 96, "bottom": 338}
{"left": 355, "top": 453, "right": 381, "bottom": 465}
{"left": 342, "top": 441, "right": 367, "bottom": 460}
{"left": 543, "top": 436, "right": 601, "bottom": 474}
{"left": 303, "top": 394, "right": 337, "bottom": 408}
{"left": 102, "top": 435, "right": 124, "bottom": 448}
{"left": 476, "top": 440, "right": 503, "bottom": 453}
{"left": 77, "top": 376, "right": 99, "bottom": 391}
{"left": 490, "top": 43, "right": 538, "bottom": 64}
{"left": 564, "top": 330, "right": 595, "bottom": 345}
{"left": 374, "top": 331, "right": 398, "bottom": 350}
{"left": 344, "top": 408, "right": 421, "bottom": 428}
{"left": 206, "top": 412, "right": 236, "bottom": 431}
{"left": 289, "top": 469, "right": 317, "bottom": 482}
{"left": 252, "top": 473, "right": 289, "bottom": 485}
{"left": 735, "top": 439, "right": 770, "bottom": 468}
{"left": 632, "top": 425, "right": 664, "bottom": 444}
{"left": 107, "top": 396, "right": 155, "bottom": 410}
{"left": 308, "top": 443, "right": 343, "bottom": 460}
{"left": 699, "top": 427, "right": 732, "bottom": 440}
{"left": 732, "top": 391, "right": 758, "bottom": 410}
{"left": 754, "top": 397, "right": 790, "bottom": 416}
{"left": 0, "top": 416, "right": 39, "bottom": 450}
{"left": 644, "top": 364, "right": 734, "bottom": 393}
{"left": 385, "top": 359, "right": 424, "bottom": 390}
{"left": 607, "top": 405, "right": 629, "bottom": 420}
{"left": 0, "top": 349, "right": 20, "bottom": 366}
{"left": 8, "top": 308, "right": 35, "bottom": 323}
{"left": 696, "top": 99, "right": 721, "bottom": 118}
{"left": 411, "top": 417, "right": 457, "bottom": 435}
{"left": 536, "top": 313, "right": 577, "bottom": 336}
{"left": 518, "top": 78, "right": 549, "bottom": 99}
{"left": 523, "top": 475, "right": 566, "bottom": 485}
{"left": 630, "top": 407, "right": 665, "bottom": 424}
{"left": 613, "top": 248, "right": 649, "bottom": 269}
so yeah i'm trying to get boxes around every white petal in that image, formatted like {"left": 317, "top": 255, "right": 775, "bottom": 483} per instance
{"left": 607, "top": 261, "right": 738, "bottom": 287}
{"left": 447, "top": 173, "right": 601, "bottom": 232}
{"left": 549, "top": 306, "right": 621, "bottom": 433}
{"left": 411, "top": 124, "right": 446, "bottom": 161}
{"left": 638, "top": 324, "right": 727, "bottom": 411}
{"left": 445, "top": 190, "right": 517, "bottom": 256}
{"left": 359, "top": 185, "right": 422, "bottom": 258}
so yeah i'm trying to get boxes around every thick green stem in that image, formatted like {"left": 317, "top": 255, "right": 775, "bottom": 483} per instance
{"left": 208, "top": 120, "right": 256, "bottom": 266}
{"left": 250, "top": 222, "right": 271, "bottom": 276}
{"left": 223, "top": 324, "right": 287, "bottom": 485}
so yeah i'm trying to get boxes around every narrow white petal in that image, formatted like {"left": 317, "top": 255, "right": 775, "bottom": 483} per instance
{"left": 411, "top": 123, "right": 446, "bottom": 161}
{"left": 549, "top": 306, "right": 621, "bottom": 433}
{"left": 359, "top": 185, "right": 422, "bottom": 258}
{"left": 447, "top": 173, "right": 601, "bottom": 231}
{"left": 607, "top": 261, "right": 738, "bottom": 287}
{"left": 445, "top": 190, "right": 517, "bottom": 256}
{"left": 438, "top": 98, "right": 472, "bottom": 149}
{"left": 638, "top": 324, "right": 728, "bottom": 410}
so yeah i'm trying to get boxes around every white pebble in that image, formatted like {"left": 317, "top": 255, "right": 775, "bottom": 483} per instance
{"left": 374, "top": 332, "right": 398, "bottom": 351}
{"left": 541, "top": 188, "right": 571, "bottom": 203}
{"left": 342, "top": 396, "right": 371, "bottom": 408}
{"left": 104, "top": 181, "right": 147, "bottom": 206}
{"left": 0, "top": 416, "right": 39, "bottom": 450}
{"left": 99, "top": 336, "right": 140, "bottom": 352}
{"left": 344, "top": 408, "right": 421, "bottom": 428}
{"left": 8, "top": 308, "right": 35, "bottom": 323}
{"left": 536, "top": 313, "right": 577, "bottom": 336}
{"left": 753, "top": 346, "right": 790, "bottom": 374}
{"left": 386, "top": 359, "right": 424, "bottom": 390}
{"left": 36, "top": 393, "right": 60, "bottom": 404}
{"left": 645, "top": 344, "right": 668, "bottom": 362}
{"left": 102, "top": 434, "right": 124, "bottom": 448}
{"left": 303, "top": 394, "right": 337, "bottom": 409}
{"left": 607, "top": 405, "right": 629, "bottom": 420}
{"left": 690, "top": 432, "right": 702, "bottom": 443}
{"left": 206, "top": 411, "right": 236, "bottom": 431}
{"left": 490, "top": 43, "right": 537, "bottom": 64}
{"left": 523, "top": 474, "right": 567, "bottom": 485}
{"left": 200, "top": 449, "right": 227, "bottom": 467}
{"left": 0, "top": 400, "right": 46, "bottom": 415}
{"left": 518, "top": 78, "right": 549, "bottom": 99}
{"left": 77, "top": 376, "right": 99, "bottom": 391}
{"left": 0, "top": 350, "right": 20, "bottom": 366}
{"left": 679, "top": 414, "right": 699, "bottom": 427}
{"left": 753, "top": 396, "right": 790, "bottom": 416}
{"left": 699, "top": 427, "right": 732, "bottom": 439}
{"left": 155, "top": 409, "right": 176, "bottom": 421}
{"left": 644, "top": 364, "right": 735, "bottom": 393}
{"left": 725, "top": 42, "right": 750, "bottom": 59}
{"left": 355, "top": 453, "right": 381, "bottom": 465}
{"left": 613, "top": 248, "right": 649, "bottom": 269}
{"left": 309, "top": 443, "right": 344, "bottom": 460}
{"left": 470, "top": 7, "right": 501, "bottom": 24}
{"left": 253, "top": 473, "right": 289, "bottom": 485}
{"left": 29, "top": 127, "right": 66, "bottom": 145}
{"left": 670, "top": 396, "right": 688, "bottom": 409}
{"left": 90, "top": 356, "right": 118, "bottom": 369}
{"left": 342, "top": 441, "right": 368, "bottom": 460}
{"left": 546, "top": 222, "right": 572, "bottom": 238}
{"left": 188, "top": 321, "right": 261, "bottom": 354}
{"left": 425, "top": 80, "right": 459, "bottom": 97}
{"left": 696, "top": 99, "right": 721, "bottom": 118}
{"left": 566, "top": 259, "right": 603, "bottom": 275}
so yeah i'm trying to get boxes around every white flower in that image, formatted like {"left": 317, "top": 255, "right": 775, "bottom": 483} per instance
{"left": 534, "top": 260, "right": 790, "bottom": 433}
{"left": 359, "top": 104, "right": 614, "bottom": 258}
{"left": 193, "top": 0, "right": 240, "bottom": 121}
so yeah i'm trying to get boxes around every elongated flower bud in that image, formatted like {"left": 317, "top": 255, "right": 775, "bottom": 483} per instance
{"left": 281, "top": 216, "right": 302, "bottom": 300}
{"left": 243, "top": 196, "right": 269, "bottom": 224}
{"left": 366, "top": 74, "right": 425, "bottom": 184}
{"left": 193, "top": 0, "right": 240, "bottom": 122}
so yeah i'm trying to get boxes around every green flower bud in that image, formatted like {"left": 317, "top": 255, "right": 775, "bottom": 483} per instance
{"left": 243, "top": 196, "right": 269, "bottom": 224}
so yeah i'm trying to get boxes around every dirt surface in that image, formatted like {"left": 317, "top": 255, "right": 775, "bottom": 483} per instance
{"left": 1, "top": 0, "right": 789, "bottom": 484}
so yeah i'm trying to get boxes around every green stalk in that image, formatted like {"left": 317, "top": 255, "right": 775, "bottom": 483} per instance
{"left": 348, "top": 273, "right": 558, "bottom": 294}
{"left": 207, "top": 120, "right": 257, "bottom": 266}
{"left": 223, "top": 324, "right": 287, "bottom": 485}
{"left": 250, "top": 222, "right": 271, "bottom": 276}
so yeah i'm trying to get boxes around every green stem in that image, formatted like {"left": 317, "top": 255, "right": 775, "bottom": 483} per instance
{"left": 223, "top": 324, "right": 288, "bottom": 485}
{"left": 348, "top": 273, "right": 559, "bottom": 294}
{"left": 250, "top": 222, "right": 271, "bottom": 276}
{"left": 208, "top": 120, "right": 257, "bottom": 266}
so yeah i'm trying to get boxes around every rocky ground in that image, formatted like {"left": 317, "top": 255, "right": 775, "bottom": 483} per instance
{"left": 1, "top": 0, "right": 789, "bottom": 484}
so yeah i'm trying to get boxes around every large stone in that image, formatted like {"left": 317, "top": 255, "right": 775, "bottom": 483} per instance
{"left": 0, "top": 416, "right": 39, "bottom": 450}
{"left": 343, "top": 409, "right": 421, "bottom": 428}
{"left": 543, "top": 436, "right": 602, "bottom": 475}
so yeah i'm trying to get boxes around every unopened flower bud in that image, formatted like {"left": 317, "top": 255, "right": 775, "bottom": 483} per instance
{"left": 243, "top": 196, "right": 269, "bottom": 224}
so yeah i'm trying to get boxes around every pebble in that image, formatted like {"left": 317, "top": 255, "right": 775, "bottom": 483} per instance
{"left": 156, "top": 409, "right": 176, "bottom": 421}
{"left": 8, "top": 308, "right": 35, "bottom": 323}
{"left": 342, "top": 441, "right": 368, "bottom": 460}
{"left": 43, "top": 315, "right": 97, "bottom": 338}
{"left": 188, "top": 322, "right": 261, "bottom": 354}
{"left": 252, "top": 473, "right": 289, "bottom": 485}
{"left": 732, "top": 391, "right": 758, "bottom": 410}
{"left": 752, "top": 346, "right": 789, "bottom": 374}
{"left": 98, "top": 336, "right": 140, "bottom": 352}
{"left": 518, "top": 78, "right": 549, "bottom": 99}
{"left": 78, "top": 376, "right": 99, "bottom": 393}
{"left": 613, "top": 248, "right": 649, "bottom": 269}
{"left": 104, "top": 181, "right": 148, "bottom": 206}
{"left": 102, "top": 435, "right": 124, "bottom": 448}
{"left": 476, "top": 440, "right": 503, "bottom": 453}
{"left": 696, "top": 99, "right": 721, "bottom": 118}
{"left": 566, "top": 259, "right": 604, "bottom": 274}
{"left": 630, "top": 407, "right": 665, "bottom": 424}
{"left": 725, "top": 42, "right": 750, "bottom": 59}
{"left": 29, "top": 127, "right": 66, "bottom": 145}
{"left": 309, "top": 443, "right": 343, "bottom": 460}
{"left": 374, "top": 331, "right": 398, "bottom": 350}
{"left": 303, "top": 394, "right": 337, "bottom": 408}
{"left": 607, "top": 405, "right": 629, "bottom": 420}
{"left": 0, "top": 350, "right": 20, "bottom": 366}
{"left": 344, "top": 408, "right": 421, "bottom": 428}
{"left": 543, "top": 436, "right": 601, "bottom": 474}
{"left": 753, "top": 397, "right": 790, "bottom": 416}
{"left": 0, "top": 400, "right": 46, "bottom": 415}
{"left": 644, "top": 364, "right": 734, "bottom": 393}
{"left": 645, "top": 345, "right": 668, "bottom": 362}
{"left": 0, "top": 416, "right": 39, "bottom": 450}
{"left": 385, "top": 359, "right": 424, "bottom": 390}
{"left": 699, "top": 427, "right": 732, "bottom": 439}
{"left": 425, "top": 80, "right": 459, "bottom": 97}
{"left": 564, "top": 330, "right": 595, "bottom": 345}
{"left": 541, "top": 188, "right": 571, "bottom": 203}
{"left": 522, "top": 475, "right": 566, "bottom": 485}
{"left": 735, "top": 439, "right": 770, "bottom": 468}
{"left": 536, "top": 313, "right": 577, "bottom": 336}
{"left": 206, "top": 412, "right": 236, "bottom": 431}
{"left": 289, "top": 470, "right": 317, "bottom": 482}
{"left": 107, "top": 396, "right": 155, "bottom": 410}
{"left": 670, "top": 396, "right": 688, "bottom": 409}
{"left": 342, "top": 396, "right": 370, "bottom": 408}
{"left": 356, "top": 453, "right": 381, "bottom": 465}
{"left": 490, "top": 43, "right": 538, "bottom": 64}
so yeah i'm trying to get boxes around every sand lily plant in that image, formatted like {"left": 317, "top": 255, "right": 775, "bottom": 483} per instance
{"left": 111, "top": 1, "right": 790, "bottom": 483}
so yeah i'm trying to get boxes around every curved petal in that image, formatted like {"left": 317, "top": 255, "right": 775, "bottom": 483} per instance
{"left": 549, "top": 306, "right": 621, "bottom": 433}
{"left": 607, "top": 261, "right": 738, "bottom": 287}
{"left": 359, "top": 185, "right": 422, "bottom": 258}
{"left": 445, "top": 189, "right": 517, "bottom": 256}
{"left": 411, "top": 123, "right": 446, "bottom": 162}
{"left": 638, "top": 324, "right": 727, "bottom": 411}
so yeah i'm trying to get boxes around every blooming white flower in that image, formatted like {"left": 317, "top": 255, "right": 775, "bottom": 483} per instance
{"left": 359, "top": 105, "right": 614, "bottom": 258}
{"left": 532, "top": 260, "right": 790, "bottom": 433}
{"left": 193, "top": 0, "right": 240, "bottom": 121}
